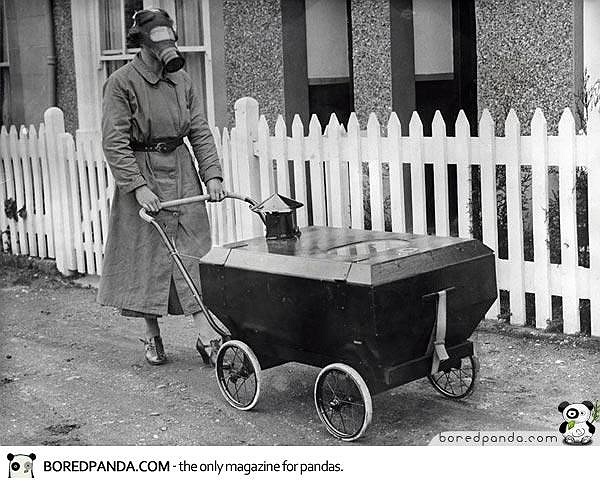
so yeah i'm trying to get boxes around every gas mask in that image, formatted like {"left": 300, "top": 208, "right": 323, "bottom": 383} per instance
{"left": 129, "top": 8, "right": 185, "bottom": 73}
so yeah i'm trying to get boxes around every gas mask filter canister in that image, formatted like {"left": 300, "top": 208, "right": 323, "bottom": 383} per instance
{"left": 130, "top": 8, "right": 185, "bottom": 73}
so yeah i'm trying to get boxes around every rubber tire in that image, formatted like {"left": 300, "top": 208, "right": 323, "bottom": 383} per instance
{"left": 314, "top": 363, "right": 373, "bottom": 441}
{"left": 215, "top": 340, "right": 261, "bottom": 411}
{"left": 428, "top": 355, "right": 478, "bottom": 399}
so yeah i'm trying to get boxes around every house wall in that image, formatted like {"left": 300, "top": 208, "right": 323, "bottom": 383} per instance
{"left": 4, "top": 0, "right": 54, "bottom": 126}
{"left": 52, "top": 0, "right": 78, "bottom": 134}
{"left": 223, "top": 0, "right": 286, "bottom": 126}
{"left": 475, "top": 0, "right": 582, "bottom": 134}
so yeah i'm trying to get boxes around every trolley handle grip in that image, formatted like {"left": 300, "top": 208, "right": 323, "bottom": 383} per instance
{"left": 139, "top": 192, "right": 261, "bottom": 223}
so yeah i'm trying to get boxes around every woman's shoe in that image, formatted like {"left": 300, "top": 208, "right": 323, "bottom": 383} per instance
{"left": 141, "top": 336, "right": 167, "bottom": 365}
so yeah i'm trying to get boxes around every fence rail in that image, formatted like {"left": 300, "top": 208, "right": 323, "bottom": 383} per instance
{"left": 1, "top": 98, "right": 599, "bottom": 338}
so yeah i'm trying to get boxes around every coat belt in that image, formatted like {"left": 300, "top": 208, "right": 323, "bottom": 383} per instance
{"left": 131, "top": 137, "right": 184, "bottom": 153}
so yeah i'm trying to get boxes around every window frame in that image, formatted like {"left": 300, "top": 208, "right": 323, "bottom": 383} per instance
{"left": 0, "top": 0, "right": 9, "bottom": 69}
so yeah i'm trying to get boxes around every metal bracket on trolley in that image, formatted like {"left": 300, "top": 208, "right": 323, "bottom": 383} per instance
{"left": 423, "top": 287, "right": 455, "bottom": 375}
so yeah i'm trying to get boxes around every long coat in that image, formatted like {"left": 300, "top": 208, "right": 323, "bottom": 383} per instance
{"left": 97, "top": 54, "right": 222, "bottom": 316}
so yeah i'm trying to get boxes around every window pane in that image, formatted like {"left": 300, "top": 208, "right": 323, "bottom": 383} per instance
{"left": 100, "top": 0, "right": 123, "bottom": 51}
{"left": 125, "top": 0, "right": 143, "bottom": 33}
{"left": 175, "top": 0, "right": 203, "bottom": 46}
{"left": 0, "top": 68, "right": 9, "bottom": 125}
{"left": 105, "top": 59, "right": 127, "bottom": 78}
{"left": 0, "top": 0, "right": 7, "bottom": 62}
{"left": 184, "top": 52, "right": 206, "bottom": 116}
{"left": 100, "top": 0, "right": 143, "bottom": 52}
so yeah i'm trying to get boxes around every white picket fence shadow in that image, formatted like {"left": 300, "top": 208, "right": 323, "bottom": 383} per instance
{"left": 1, "top": 98, "right": 599, "bottom": 338}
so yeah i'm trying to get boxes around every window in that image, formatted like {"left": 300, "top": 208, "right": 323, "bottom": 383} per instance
{"left": 98, "top": 0, "right": 215, "bottom": 125}
{"left": 0, "top": 0, "right": 10, "bottom": 126}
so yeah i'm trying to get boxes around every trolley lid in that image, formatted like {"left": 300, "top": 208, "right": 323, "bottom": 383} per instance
{"left": 201, "top": 226, "right": 493, "bottom": 286}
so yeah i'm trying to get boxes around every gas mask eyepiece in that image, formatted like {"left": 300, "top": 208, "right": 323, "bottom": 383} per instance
{"left": 128, "top": 8, "right": 185, "bottom": 73}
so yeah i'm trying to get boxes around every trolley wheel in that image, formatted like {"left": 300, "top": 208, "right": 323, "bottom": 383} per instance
{"left": 215, "top": 340, "right": 261, "bottom": 411}
{"left": 428, "top": 355, "right": 478, "bottom": 399}
{"left": 314, "top": 363, "right": 373, "bottom": 442}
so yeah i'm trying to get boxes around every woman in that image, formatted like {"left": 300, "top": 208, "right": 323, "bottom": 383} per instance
{"left": 97, "top": 8, "right": 227, "bottom": 366}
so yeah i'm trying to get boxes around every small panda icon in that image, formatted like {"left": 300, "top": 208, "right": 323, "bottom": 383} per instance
{"left": 558, "top": 401, "right": 596, "bottom": 445}
{"left": 6, "top": 453, "right": 36, "bottom": 479}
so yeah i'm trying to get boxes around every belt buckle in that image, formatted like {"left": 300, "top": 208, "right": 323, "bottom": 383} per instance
{"left": 155, "top": 142, "right": 169, "bottom": 153}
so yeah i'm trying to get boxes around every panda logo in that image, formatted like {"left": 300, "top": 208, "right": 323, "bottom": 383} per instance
{"left": 6, "top": 453, "right": 36, "bottom": 479}
{"left": 558, "top": 401, "right": 596, "bottom": 445}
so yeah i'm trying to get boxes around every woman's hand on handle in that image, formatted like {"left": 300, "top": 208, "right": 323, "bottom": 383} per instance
{"left": 135, "top": 185, "right": 161, "bottom": 212}
{"left": 206, "top": 178, "right": 226, "bottom": 202}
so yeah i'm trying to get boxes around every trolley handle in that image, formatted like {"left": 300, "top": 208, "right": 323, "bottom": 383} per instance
{"left": 139, "top": 192, "right": 262, "bottom": 223}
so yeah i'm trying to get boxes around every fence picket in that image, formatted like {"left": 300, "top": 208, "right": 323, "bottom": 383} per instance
{"left": 347, "top": 113, "right": 364, "bottom": 229}
{"left": 211, "top": 126, "right": 225, "bottom": 246}
{"left": 28, "top": 126, "right": 46, "bottom": 257}
{"left": 327, "top": 113, "right": 348, "bottom": 227}
{"left": 504, "top": 110, "right": 525, "bottom": 325}
{"left": 18, "top": 126, "right": 36, "bottom": 256}
{"left": 274, "top": 116, "right": 290, "bottom": 199}
{"left": 84, "top": 136, "right": 102, "bottom": 274}
{"left": 76, "top": 136, "right": 94, "bottom": 274}
{"left": 9, "top": 127, "right": 28, "bottom": 255}
{"left": 531, "top": 109, "right": 551, "bottom": 329}
{"left": 588, "top": 109, "right": 600, "bottom": 337}
{"left": 38, "top": 124, "right": 55, "bottom": 258}
{"left": 367, "top": 113, "right": 384, "bottom": 231}
{"left": 65, "top": 134, "right": 84, "bottom": 273}
{"left": 291, "top": 115, "right": 308, "bottom": 227}
{"left": 91, "top": 135, "right": 109, "bottom": 254}
{"left": 387, "top": 113, "right": 405, "bottom": 232}
{"left": 432, "top": 111, "right": 450, "bottom": 236}
{"left": 229, "top": 127, "right": 244, "bottom": 241}
{"left": 409, "top": 112, "right": 426, "bottom": 234}
{"left": 308, "top": 114, "right": 327, "bottom": 226}
{"left": 257, "top": 116, "right": 274, "bottom": 205}
{"left": 455, "top": 111, "right": 472, "bottom": 238}
{"left": 221, "top": 128, "right": 236, "bottom": 243}
{"left": 0, "top": 126, "right": 15, "bottom": 253}
{"left": 557, "top": 109, "right": 579, "bottom": 333}
{"left": 479, "top": 109, "right": 499, "bottom": 319}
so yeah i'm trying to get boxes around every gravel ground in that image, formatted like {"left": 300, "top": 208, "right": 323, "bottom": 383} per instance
{"left": 1, "top": 260, "right": 599, "bottom": 446}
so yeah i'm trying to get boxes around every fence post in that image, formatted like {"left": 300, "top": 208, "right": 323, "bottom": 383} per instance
{"left": 233, "top": 97, "right": 262, "bottom": 239}
{"left": 44, "top": 107, "right": 75, "bottom": 275}
{"left": 588, "top": 109, "right": 600, "bottom": 338}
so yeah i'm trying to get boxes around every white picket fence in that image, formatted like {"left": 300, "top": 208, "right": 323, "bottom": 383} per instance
{"left": 1, "top": 98, "right": 600, "bottom": 337}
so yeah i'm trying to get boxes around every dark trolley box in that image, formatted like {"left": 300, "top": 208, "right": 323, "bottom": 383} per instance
{"left": 140, "top": 193, "right": 497, "bottom": 441}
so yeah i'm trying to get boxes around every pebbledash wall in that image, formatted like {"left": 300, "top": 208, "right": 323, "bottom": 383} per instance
{"left": 223, "top": 0, "right": 286, "bottom": 126}
{"left": 52, "top": 0, "right": 78, "bottom": 134}
{"left": 349, "top": 0, "right": 394, "bottom": 128}
{"left": 475, "top": 0, "right": 582, "bottom": 135}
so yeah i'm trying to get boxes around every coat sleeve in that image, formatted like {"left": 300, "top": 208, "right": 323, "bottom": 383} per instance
{"left": 101, "top": 75, "right": 146, "bottom": 193}
{"left": 187, "top": 79, "right": 223, "bottom": 184}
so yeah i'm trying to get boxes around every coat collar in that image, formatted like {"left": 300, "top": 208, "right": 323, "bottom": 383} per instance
{"left": 131, "top": 53, "right": 178, "bottom": 85}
